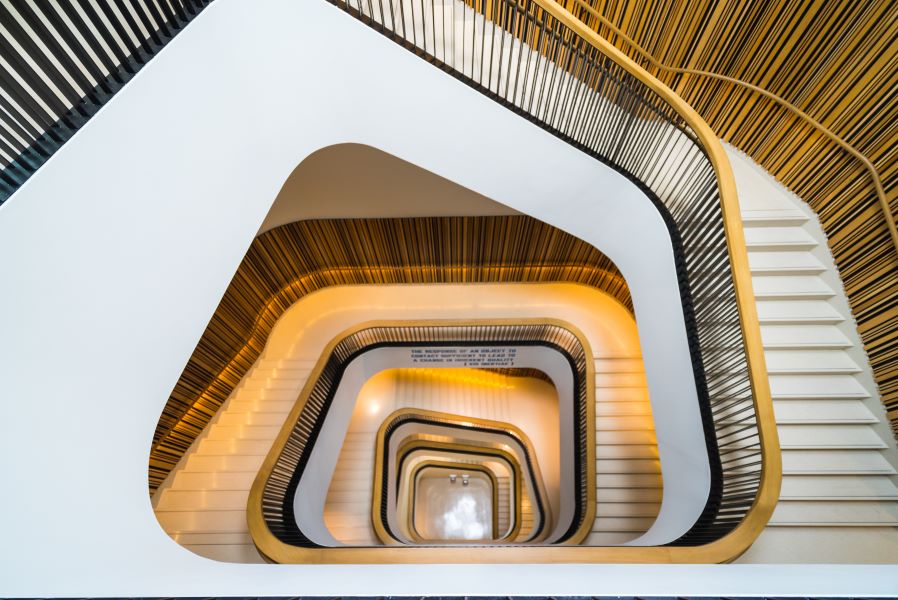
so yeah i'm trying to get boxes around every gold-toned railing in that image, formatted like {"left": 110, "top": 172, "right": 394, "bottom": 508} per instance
{"left": 248, "top": 320, "right": 596, "bottom": 559}
{"left": 374, "top": 408, "right": 561, "bottom": 545}
{"left": 327, "top": 0, "right": 780, "bottom": 555}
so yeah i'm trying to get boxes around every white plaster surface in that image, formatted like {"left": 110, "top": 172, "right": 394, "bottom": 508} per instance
{"left": 1, "top": 0, "right": 896, "bottom": 596}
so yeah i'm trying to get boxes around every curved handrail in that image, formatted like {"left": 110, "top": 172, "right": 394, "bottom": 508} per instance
{"left": 528, "top": 0, "right": 779, "bottom": 546}
{"left": 561, "top": 0, "right": 898, "bottom": 257}
{"left": 248, "top": 319, "right": 597, "bottom": 558}
{"left": 330, "top": 0, "right": 780, "bottom": 553}
{"left": 376, "top": 408, "right": 557, "bottom": 544}
{"left": 399, "top": 452, "right": 522, "bottom": 542}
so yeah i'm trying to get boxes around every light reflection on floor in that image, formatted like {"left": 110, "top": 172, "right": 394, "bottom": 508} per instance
{"left": 415, "top": 473, "right": 493, "bottom": 541}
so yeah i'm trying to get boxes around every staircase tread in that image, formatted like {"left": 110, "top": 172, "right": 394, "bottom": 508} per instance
{"left": 752, "top": 276, "right": 835, "bottom": 300}
{"left": 748, "top": 251, "right": 827, "bottom": 274}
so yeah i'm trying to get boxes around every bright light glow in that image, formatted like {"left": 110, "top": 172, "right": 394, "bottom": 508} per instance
{"left": 440, "top": 493, "right": 486, "bottom": 540}
{"left": 416, "top": 475, "right": 493, "bottom": 541}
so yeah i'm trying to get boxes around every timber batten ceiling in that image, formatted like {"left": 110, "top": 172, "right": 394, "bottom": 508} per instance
{"left": 149, "top": 215, "right": 631, "bottom": 491}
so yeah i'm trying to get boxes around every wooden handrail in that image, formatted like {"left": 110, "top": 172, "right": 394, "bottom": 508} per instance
{"left": 524, "top": 0, "right": 781, "bottom": 562}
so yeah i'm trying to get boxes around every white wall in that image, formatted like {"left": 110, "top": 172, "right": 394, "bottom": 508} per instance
{"left": 1, "top": 0, "right": 896, "bottom": 596}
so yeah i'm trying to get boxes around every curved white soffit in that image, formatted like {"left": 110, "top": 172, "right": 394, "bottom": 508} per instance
{"left": 0, "top": 0, "right": 725, "bottom": 596}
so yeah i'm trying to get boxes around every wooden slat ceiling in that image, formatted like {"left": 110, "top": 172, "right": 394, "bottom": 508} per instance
{"left": 149, "top": 216, "right": 632, "bottom": 491}
{"left": 561, "top": 0, "right": 898, "bottom": 435}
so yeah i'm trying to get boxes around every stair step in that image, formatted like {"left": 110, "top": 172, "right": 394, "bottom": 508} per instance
{"left": 256, "top": 359, "right": 317, "bottom": 369}
{"left": 157, "top": 489, "right": 249, "bottom": 511}
{"left": 595, "top": 502, "right": 661, "bottom": 518}
{"left": 752, "top": 276, "right": 836, "bottom": 300}
{"left": 748, "top": 251, "right": 826, "bottom": 275}
{"left": 593, "top": 357, "right": 645, "bottom": 374}
{"left": 334, "top": 448, "right": 378, "bottom": 460}
{"left": 770, "top": 501, "right": 898, "bottom": 526}
{"left": 593, "top": 387, "right": 650, "bottom": 403}
{"left": 769, "top": 374, "right": 869, "bottom": 400}
{"left": 323, "top": 502, "right": 371, "bottom": 517}
{"left": 596, "top": 473, "right": 663, "bottom": 489}
{"left": 206, "top": 424, "right": 281, "bottom": 441}
{"left": 596, "top": 445, "right": 658, "bottom": 460}
{"left": 590, "top": 517, "right": 658, "bottom": 532}
{"left": 184, "top": 454, "right": 266, "bottom": 472}
{"left": 226, "top": 400, "right": 294, "bottom": 413}
{"left": 763, "top": 349, "right": 861, "bottom": 375}
{"left": 323, "top": 512, "right": 374, "bottom": 528}
{"left": 744, "top": 226, "right": 817, "bottom": 250}
{"left": 780, "top": 475, "right": 898, "bottom": 500}
{"left": 197, "top": 438, "right": 273, "bottom": 455}
{"left": 155, "top": 510, "right": 247, "bottom": 533}
{"left": 741, "top": 208, "right": 808, "bottom": 227}
{"left": 777, "top": 425, "right": 888, "bottom": 449}
{"left": 217, "top": 412, "right": 288, "bottom": 426}
{"left": 596, "top": 459, "right": 661, "bottom": 474}
{"left": 248, "top": 366, "right": 311, "bottom": 375}
{"left": 171, "top": 471, "right": 257, "bottom": 490}
{"left": 594, "top": 430, "right": 658, "bottom": 445}
{"left": 773, "top": 399, "right": 879, "bottom": 424}
{"left": 596, "top": 401, "right": 653, "bottom": 417}
{"left": 760, "top": 325, "right": 852, "bottom": 349}
{"left": 595, "top": 372, "right": 648, "bottom": 388}
{"left": 241, "top": 379, "right": 304, "bottom": 391}
{"left": 782, "top": 450, "right": 896, "bottom": 474}
{"left": 169, "top": 532, "right": 254, "bottom": 545}
{"left": 336, "top": 440, "right": 375, "bottom": 451}
{"left": 756, "top": 300, "right": 843, "bottom": 324}
{"left": 595, "top": 416, "right": 656, "bottom": 432}
{"left": 599, "top": 487, "right": 664, "bottom": 503}
{"left": 232, "top": 388, "right": 297, "bottom": 401}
